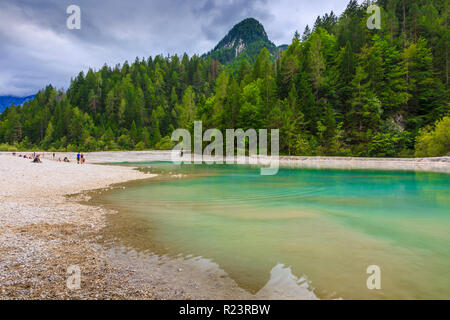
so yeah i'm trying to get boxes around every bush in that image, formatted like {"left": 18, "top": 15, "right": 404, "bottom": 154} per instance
{"left": 134, "top": 141, "right": 146, "bottom": 150}
{"left": 368, "top": 132, "right": 412, "bottom": 157}
{"left": 294, "top": 134, "right": 318, "bottom": 156}
{"left": 415, "top": 116, "right": 450, "bottom": 157}
{"left": 155, "top": 136, "right": 175, "bottom": 150}
{"left": 66, "top": 144, "right": 78, "bottom": 152}
{"left": 118, "top": 134, "right": 133, "bottom": 149}
{"left": 105, "top": 142, "right": 120, "bottom": 151}
{"left": 18, "top": 136, "right": 34, "bottom": 151}
{"left": 0, "top": 143, "right": 17, "bottom": 151}
{"left": 83, "top": 136, "right": 98, "bottom": 151}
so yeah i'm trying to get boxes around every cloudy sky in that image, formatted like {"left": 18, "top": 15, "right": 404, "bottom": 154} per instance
{"left": 0, "top": 0, "right": 354, "bottom": 96}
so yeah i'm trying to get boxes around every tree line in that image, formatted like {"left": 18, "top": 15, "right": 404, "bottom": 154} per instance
{"left": 0, "top": 0, "right": 448, "bottom": 157}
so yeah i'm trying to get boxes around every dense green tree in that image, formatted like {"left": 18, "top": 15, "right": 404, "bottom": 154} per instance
{"left": 0, "top": 0, "right": 448, "bottom": 157}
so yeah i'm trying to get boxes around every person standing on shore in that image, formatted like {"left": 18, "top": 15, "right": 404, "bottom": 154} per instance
{"left": 77, "top": 152, "right": 80, "bottom": 164}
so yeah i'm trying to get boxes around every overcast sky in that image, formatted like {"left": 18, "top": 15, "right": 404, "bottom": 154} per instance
{"left": 0, "top": 0, "right": 355, "bottom": 96}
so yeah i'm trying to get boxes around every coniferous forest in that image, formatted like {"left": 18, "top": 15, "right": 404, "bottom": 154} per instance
{"left": 0, "top": 0, "right": 449, "bottom": 157}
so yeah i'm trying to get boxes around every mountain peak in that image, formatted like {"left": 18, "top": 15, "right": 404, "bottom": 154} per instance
{"left": 214, "top": 18, "right": 271, "bottom": 51}
{"left": 205, "top": 18, "right": 277, "bottom": 65}
{"left": 0, "top": 95, "right": 36, "bottom": 113}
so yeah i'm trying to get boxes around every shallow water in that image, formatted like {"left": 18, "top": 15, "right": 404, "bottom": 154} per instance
{"left": 97, "top": 162, "right": 450, "bottom": 299}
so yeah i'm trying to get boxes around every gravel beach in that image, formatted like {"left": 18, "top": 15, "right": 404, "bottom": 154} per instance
{"left": 0, "top": 153, "right": 315, "bottom": 300}
{"left": 0, "top": 154, "right": 156, "bottom": 299}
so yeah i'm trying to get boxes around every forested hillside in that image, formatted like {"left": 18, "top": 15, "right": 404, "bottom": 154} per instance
{"left": 0, "top": 0, "right": 449, "bottom": 157}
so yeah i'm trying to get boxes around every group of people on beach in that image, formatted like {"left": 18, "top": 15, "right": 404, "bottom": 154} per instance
{"left": 50, "top": 153, "right": 70, "bottom": 162}
{"left": 12, "top": 151, "right": 85, "bottom": 164}
{"left": 14, "top": 152, "right": 42, "bottom": 163}
{"left": 76, "top": 152, "right": 86, "bottom": 164}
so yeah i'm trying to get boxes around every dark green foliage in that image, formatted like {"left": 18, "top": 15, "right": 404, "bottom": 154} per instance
{"left": 0, "top": 1, "right": 448, "bottom": 157}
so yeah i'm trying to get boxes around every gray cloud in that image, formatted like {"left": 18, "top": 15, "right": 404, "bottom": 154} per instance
{"left": 194, "top": 0, "right": 273, "bottom": 41}
{"left": 0, "top": 0, "right": 353, "bottom": 96}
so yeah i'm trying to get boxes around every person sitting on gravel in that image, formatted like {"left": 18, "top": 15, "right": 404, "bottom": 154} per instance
{"left": 63, "top": 157, "right": 70, "bottom": 162}
{"left": 32, "top": 155, "right": 41, "bottom": 163}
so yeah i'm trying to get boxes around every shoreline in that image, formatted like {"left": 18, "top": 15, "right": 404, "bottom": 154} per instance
{"left": 277, "top": 155, "right": 450, "bottom": 173}
{"left": 1, "top": 151, "right": 448, "bottom": 299}
{"left": 2, "top": 151, "right": 449, "bottom": 173}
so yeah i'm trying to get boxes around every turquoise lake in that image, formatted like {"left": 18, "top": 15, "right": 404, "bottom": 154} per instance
{"left": 97, "top": 162, "right": 450, "bottom": 299}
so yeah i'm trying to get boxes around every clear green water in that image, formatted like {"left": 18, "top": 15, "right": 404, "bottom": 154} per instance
{"left": 98, "top": 162, "right": 450, "bottom": 299}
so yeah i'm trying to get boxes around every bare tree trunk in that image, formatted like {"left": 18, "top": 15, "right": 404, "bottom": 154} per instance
{"left": 403, "top": 0, "right": 409, "bottom": 84}
{"left": 414, "top": 14, "right": 417, "bottom": 43}
{"left": 447, "top": 41, "right": 449, "bottom": 86}
{"left": 402, "top": 0, "right": 407, "bottom": 48}
{"left": 390, "top": 20, "right": 393, "bottom": 42}
{"left": 446, "top": 2, "right": 449, "bottom": 86}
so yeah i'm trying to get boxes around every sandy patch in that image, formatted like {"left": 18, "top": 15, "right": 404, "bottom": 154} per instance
{"left": 0, "top": 155, "right": 155, "bottom": 299}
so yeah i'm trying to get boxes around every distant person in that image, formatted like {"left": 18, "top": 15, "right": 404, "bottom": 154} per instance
{"left": 64, "top": 157, "right": 70, "bottom": 163}
{"left": 32, "top": 155, "right": 41, "bottom": 163}
{"left": 81, "top": 153, "right": 85, "bottom": 164}
{"left": 77, "top": 152, "right": 80, "bottom": 164}
{"left": 53, "top": 153, "right": 55, "bottom": 159}
{"left": 180, "top": 149, "right": 184, "bottom": 157}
